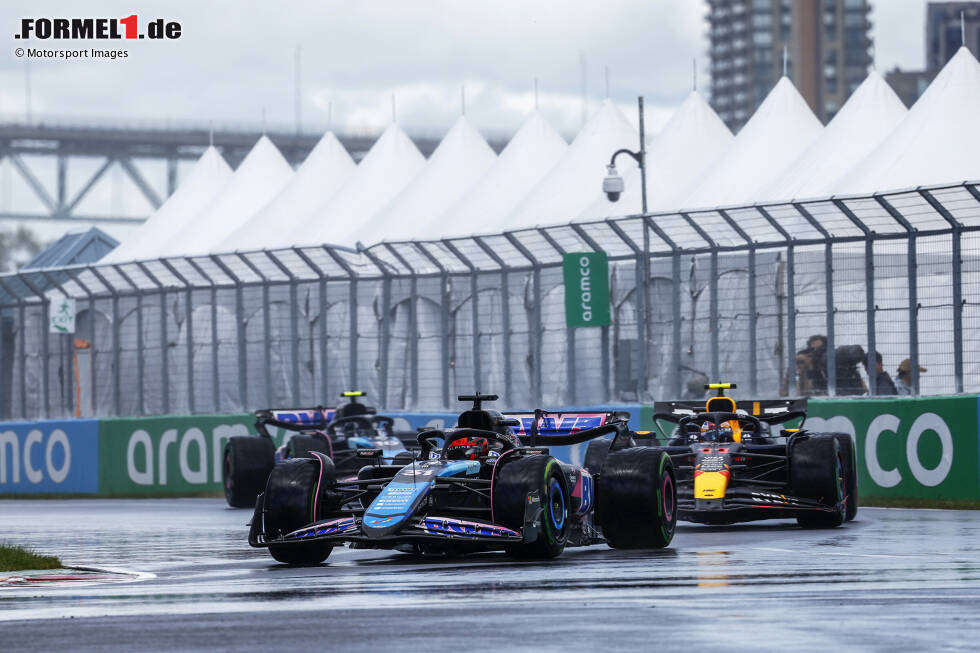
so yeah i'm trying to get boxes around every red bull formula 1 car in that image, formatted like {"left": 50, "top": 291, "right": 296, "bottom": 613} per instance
{"left": 248, "top": 393, "right": 677, "bottom": 565}
{"left": 223, "top": 392, "right": 417, "bottom": 508}
{"left": 649, "top": 383, "right": 857, "bottom": 528}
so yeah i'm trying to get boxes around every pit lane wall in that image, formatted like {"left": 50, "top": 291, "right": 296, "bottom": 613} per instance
{"left": 0, "top": 399, "right": 975, "bottom": 500}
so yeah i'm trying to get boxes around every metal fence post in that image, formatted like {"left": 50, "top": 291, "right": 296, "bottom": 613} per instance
{"left": 921, "top": 189, "right": 964, "bottom": 393}
{"left": 380, "top": 244, "right": 422, "bottom": 408}
{"left": 265, "top": 252, "right": 301, "bottom": 406}
{"left": 161, "top": 259, "right": 194, "bottom": 413}
{"left": 794, "top": 203, "right": 836, "bottom": 395}
{"left": 717, "top": 209, "right": 758, "bottom": 394}
{"left": 536, "top": 229, "right": 573, "bottom": 404}
{"left": 834, "top": 200, "right": 877, "bottom": 395}
{"left": 643, "top": 216, "right": 681, "bottom": 398}
{"left": 322, "top": 247, "right": 359, "bottom": 393}
{"left": 136, "top": 262, "right": 170, "bottom": 413}
{"left": 294, "top": 248, "right": 331, "bottom": 403}
{"left": 442, "top": 241, "right": 481, "bottom": 396}
{"left": 209, "top": 256, "right": 247, "bottom": 410}
{"left": 474, "top": 238, "right": 512, "bottom": 403}
{"left": 504, "top": 233, "right": 543, "bottom": 406}
{"left": 678, "top": 213, "right": 719, "bottom": 382}
{"left": 17, "top": 273, "right": 49, "bottom": 417}
{"left": 605, "top": 219, "right": 648, "bottom": 402}
{"left": 89, "top": 266, "right": 121, "bottom": 415}
{"left": 874, "top": 195, "right": 920, "bottom": 394}
{"left": 756, "top": 206, "right": 797, "bottom": 396}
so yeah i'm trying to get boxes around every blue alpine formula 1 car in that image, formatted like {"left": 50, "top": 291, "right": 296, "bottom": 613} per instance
{"left": 248, "top": 393, "right": 677, "bottom": 565}
{"left": 223, "top": 392, "right": 416, "bottom": 508}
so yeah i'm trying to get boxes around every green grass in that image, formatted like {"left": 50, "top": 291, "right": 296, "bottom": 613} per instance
{"left": 0, "top": 542, "right": 62, "bottom": 572}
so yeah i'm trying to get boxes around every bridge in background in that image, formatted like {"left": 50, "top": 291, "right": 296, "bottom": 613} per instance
{"left": 0, "top": 120, "right": 467, "bottom": 227}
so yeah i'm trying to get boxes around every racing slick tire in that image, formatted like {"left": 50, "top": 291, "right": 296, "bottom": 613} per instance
{"left": 223, "top": 436, "right": 276, "bottom": 509}
{"left": 596, "top": 447, "right": 676, "bottom": 549}
{"left": 493, "top": 455, "right": 570, "bottom": 559}
{"left": 263, "top": 457, "right": 335, "bottom": 565}
{"left": 286, "top": 434, "right": 331, "bottom": 459}
{"left": 583, "top": 438, "right": 612, "bottom": 479}
{"left": 829, "top": 433, "right": 858, "bottom": 522}
{"left": 791, "top": 434, "right": 845, "bottom": 529}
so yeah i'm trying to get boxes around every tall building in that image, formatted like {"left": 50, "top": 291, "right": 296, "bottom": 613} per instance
{"left": 708, "top": 0, "right": 873, "bottom": 132}
{"left": 885, "top": 2, "right": 980, "bottom": 107}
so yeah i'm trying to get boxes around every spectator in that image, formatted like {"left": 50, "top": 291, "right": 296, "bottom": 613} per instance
{"left": 864, "top": 351, "right": 897, "bottom": 395}
{"left": 894, "top": 359, "right": 927, "bottom": 396}
{"left": 835, "top": 344, "right": 867, "bottom": 396}
{"left": 796, "top": 334, "right": 828, "bottom": 395}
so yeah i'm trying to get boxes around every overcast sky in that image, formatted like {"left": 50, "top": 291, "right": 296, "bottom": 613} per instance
{"left": 0, "top": 0, "right": 935, "bottom": 139}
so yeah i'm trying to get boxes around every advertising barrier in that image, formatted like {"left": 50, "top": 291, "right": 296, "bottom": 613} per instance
{"left": 1, "top": 398, "right": 976, "bottom": 500}
{"left": 807, "top": 396, "right": 978, "bottom": 501}
{"left": 0, "top": 419, "right": 99, "bottom": 493}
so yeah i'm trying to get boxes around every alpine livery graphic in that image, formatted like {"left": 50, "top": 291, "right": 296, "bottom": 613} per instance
{"left": 222, "top": 392, "right": 417, "bottom": 508}
{"left": 248, "top": 393, "right": 676, "bottom": 565}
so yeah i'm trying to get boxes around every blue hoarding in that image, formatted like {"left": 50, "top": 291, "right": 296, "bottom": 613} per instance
{"left": 0, "top": 419, "right": 99, "bottom": 493}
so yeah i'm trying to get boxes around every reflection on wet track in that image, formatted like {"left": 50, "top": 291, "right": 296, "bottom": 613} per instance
{"left": 2, "top": 499, "right": 980, "bottom": 650}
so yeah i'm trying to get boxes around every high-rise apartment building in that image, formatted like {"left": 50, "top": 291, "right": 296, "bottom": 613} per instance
{"left": 708, "top": 0, "right": 873, "bottom": 132}
{"left": 885, "top": 2, "right": 980, "bottom": 108}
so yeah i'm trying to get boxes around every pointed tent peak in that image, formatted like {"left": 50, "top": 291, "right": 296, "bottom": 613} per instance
{"left": 238, "top": 134, "right": 291, "bottom": 170}
{"left": 300, "top": 130, "right": 355, "bottom": 169}
{"left": 571, "top": 97, "right": 637, "bottom": 147}
{"left": 910, "top": 45, "right": 980, "bottom": 107}
{"left": 501, "top": 110, "right": 568, "bottom": 154}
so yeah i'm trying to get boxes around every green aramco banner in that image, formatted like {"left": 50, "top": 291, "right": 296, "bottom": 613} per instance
{"left": 563, "top": 252, "right": 610, "bottom": 328}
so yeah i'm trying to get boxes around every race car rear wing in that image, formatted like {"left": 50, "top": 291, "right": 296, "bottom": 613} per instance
{"left": 652, "top": 398, "right": 807, "bottom": 426}
{"left": 253, "top": 407, "right": 337, "bottom": 436}
{"left": 502, "top": 410, "right": 633, "bottom": 448}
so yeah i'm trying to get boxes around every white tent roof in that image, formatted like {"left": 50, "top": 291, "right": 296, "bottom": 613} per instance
{"left": 761, "top": 71, "right": 907, "bottom": 202}
{"left": 681, "top": 77, "right": 823, "bottom": 210}
{"left": 217, "top": 132, "right": 355, "bottom": 252}
{"left": 102, "top": 147, "right": 232, "bottom": 263}
{"left": 422, "top": 111, "right": 568, "bottom": 239}
{"left": 495, "top": 98, "right": 638, "bottom": 232}
{"left": 833, "top": 47, "right": 980, "bottom": 195}
{"left": 580, "top": 91, "right": 733, "bottom": 219}
{"left": 161, "top": 136, "right": 293, "bottom": 256}
{"left": 291, "top": 123, "right": 425, "bottom": 247}
{"left": 342, "top": 115, "right": 496, "bottom": 245}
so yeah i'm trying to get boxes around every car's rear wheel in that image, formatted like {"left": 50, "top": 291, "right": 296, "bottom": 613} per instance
{"left": 286, "top": 434, "right": 331, "bottom": 459}
{"left": 263, "top": 457, "right": 335, "bottom": 565}
{"left": 493, "top": 455, "right": 569, "bottom": 559}
{"left": 597, "top": 447, "right": 676, "bottom": 549}
{"left": 583, "top": 438, "right": 612, "bottom": 478}
{"left": 792, "top": 435, "right": 845, "bottom": 529}
{"left": 223, "top": 436, "right": 275, "bottom": 508}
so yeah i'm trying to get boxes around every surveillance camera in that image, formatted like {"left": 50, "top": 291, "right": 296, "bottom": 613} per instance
{"left": 602, "top": 164, "right": 624, "bottom": 202}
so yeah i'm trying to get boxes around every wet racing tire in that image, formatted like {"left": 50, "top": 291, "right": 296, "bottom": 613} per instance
{"left": 493, "top": 455, "right": 570, "bottom": 559}
{"left": 597, "top": 447, "right": 676, "bottom": 549}
{"left": 791, "top": 434, "right": 845, "bottom": 529}
{"left": 286, "top": 434, "right": 331, "bottom": 460}
{"left": 223, "top": 436, "right": 276, "bottom": 508}
{"left": 829, "top": 433, "right": 858, "bottom": 522}
{"left": 583, "top": 438, "right": 612, "bottom": 479}
{"left": 263, "top": 457, "right": 335, "bottom": 565}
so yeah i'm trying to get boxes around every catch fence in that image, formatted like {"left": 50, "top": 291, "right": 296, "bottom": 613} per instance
{"left": 1, "top": 181, "right": 977, "bottom": 419}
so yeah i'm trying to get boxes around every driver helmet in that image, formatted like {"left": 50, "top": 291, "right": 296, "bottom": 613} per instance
{"left": 717, "top": 422, "right": 734, "bottom": 442}
{"left": 447, "top": 436, "right": 490, "bottom": 461}
{"left": 700, "top": 421, "right": 718, "bottom": 442}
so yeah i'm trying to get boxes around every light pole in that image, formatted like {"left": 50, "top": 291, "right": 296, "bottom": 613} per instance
{"left": 601, "top": 95, "right": 648, "bottom": 214}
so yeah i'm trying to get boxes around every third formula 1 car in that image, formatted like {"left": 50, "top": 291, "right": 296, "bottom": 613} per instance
{"left": 222, "top": 391, "right": 417, "bottom": 508}
{"left": 650, "top": 383, "right": 857, "bottom": 528}
{"left": 248, "top": 393, "right": 677, "bottom": 565}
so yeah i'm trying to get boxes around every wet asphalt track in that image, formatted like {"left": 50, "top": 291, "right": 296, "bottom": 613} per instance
{"left": 1, "top": 500, "right": 980, "bottom": 651}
